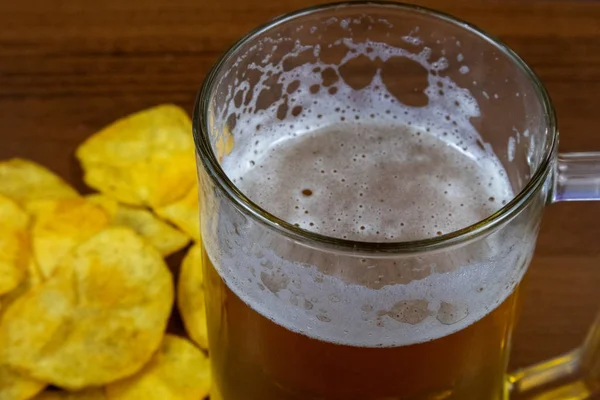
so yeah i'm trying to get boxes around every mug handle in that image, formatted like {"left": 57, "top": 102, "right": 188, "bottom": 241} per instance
{"left": 509, "top": 152, "right": 600, "bottom": 399}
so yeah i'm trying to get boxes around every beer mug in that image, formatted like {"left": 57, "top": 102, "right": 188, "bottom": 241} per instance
{"left": 193, "top": 2, "right": 600, "bottom": 399}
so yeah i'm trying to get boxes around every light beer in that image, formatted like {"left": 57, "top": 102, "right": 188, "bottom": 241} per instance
{"left": 199, "top": 28, "right": 531, "bottom": 400}
{"left": 204, "top": 254, "right": 521, "bottom": 400}
{"left": 202, "top": 122, "right": 523, "bottom": 399}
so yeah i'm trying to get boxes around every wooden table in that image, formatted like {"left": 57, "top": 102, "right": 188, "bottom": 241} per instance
{"left": 1, "top": 0, "right": 598, "bottom": 376}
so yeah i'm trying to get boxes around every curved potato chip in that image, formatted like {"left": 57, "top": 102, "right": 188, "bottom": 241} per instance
{"left": 0, "top": 365, "right": 46, "bottom": 400}
{"left": 0, "top": 259, "right": 47, "bottom": 400}
{"left": 85, "top": 194, "right": 189, "bottom": 256}
{"left": 27, "top": 198, "right": 110, "bottom": 279}
{"left": 177, "top": 244, "right": 208, "bottom": 349}
{"left": 0, "top": 227, "right": 174, "bottom": 390}
{"left": 209, "top": 386, "right": 224, "bottom": 400}
{"left": 85, "top": 194, "right": 118, "bottom": 219}
{"left": 1, "top": 259, "right": 44, "bottom": 320}
{"left": 0, "top": 194, "right": 28, "bottom": 230}
{"left": 106, "top": 335, "right": 210, "bottom": 400}
{"left": 0, "top": 194, "right": 29, "bottom": 295}
{"left": 32, "top": 388, "right": 106, "bottom": 400}
{"left": 76, "top": 104, "right": 196, "bottom": 208}
{"left": 0, "top": 159, "right": 78, "bottom": 205}
{"left": 113, "top": 205, "right": 189, "bottom": 257}
{"left": 155, "top": 184, "right": 200, "bottom": 242}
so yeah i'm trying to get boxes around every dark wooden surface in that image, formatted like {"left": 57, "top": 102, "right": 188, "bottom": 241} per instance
{"left": 1, "top": 0, "right": 599, "bottom": 372}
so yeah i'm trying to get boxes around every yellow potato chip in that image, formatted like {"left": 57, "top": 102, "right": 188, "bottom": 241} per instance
{"left": 0, "top": 259, "right": 47, "bottom": 400}
{"left": 85, "top": 194, "right": 119, "bottom": 219}
{"left": 0, "top": 194, "right": 30, "bottom": 231}
{"left": 106, "top": 335, "right": 210, "bottom": 400}
{"left": 27, "top": 198, "right": 111, "bottom": 279}
{"left": 0, "top": 365, "right": 46, "bottom": 400}
{"left": 0, "top": 227, "right": 174, "bottom": 390}
{"left": 155, "top": 184, "right": 200, "bottom": 242}
{"left": 1, "top": 259, "right": 44, "bottom": 318}
{"left": 177, "top": 244, "right": 208, "bottom": 349}
{"left": 76, "top": 104, "right": 196, "bottom": 208}
{"left": 32, "top": 388, "right": 106, "bottom": 400}
{"left": 0, "top": 194, "right": 29, "bottom": 295}
{"left": 113, "top": 204, "right": 189, "bottom": 257}
{"left": 0, "top": 159, "right": 78, "bottom": 205}
{"left": 85, "top": 194, "right": 189, "bottom": 256}
{"left": 209, "top": 386, "right": 224, "bottom": 400}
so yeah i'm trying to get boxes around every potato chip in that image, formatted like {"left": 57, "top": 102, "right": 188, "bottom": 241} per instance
{"left": 27, "top": 198, "right": 111, "bottom": 279}
{"left": 76, "top": 104, "right": 196, "bottom": 208}
{"left": 0, "top": 194, "right": 29, "bottom": 295}
{"left": 155, "top": 183, "right": 200, "bottom": 242}
{"left": 0, "top": 194, "right": 30, "bottom": 231}
{"left": 0, "top": 227, "right": 174, "bottom": 390}
{"left": 32, "top": 388, "right": 106, "bottom": 400}
{"left": 113, "top": 205, "right": 189, "bottom": 257}
{"left": 106, "top": 335, "right": 210, "bottom": 400}
{"left": 0, "top": 365, "right": 46, "bottom": 400}
{"left": 84, "top": 194, "right": 189, "bottom": 256}
{"left": 0, "top": 201, "right": 45, "bottom": 400}
{"left": 1, "top": 259, "right": 44, "bottom": 318}
{"left": 209, "top": 386, "right": 224, "bottom": 400}
{"left": 177, "top": 244, "right": 208, "bottom": 349}
{"left": 85, "top": 194, "right": 118, "bottom": 219}
{"left": 0, "top": 159, "right": 78, "bottom": 205}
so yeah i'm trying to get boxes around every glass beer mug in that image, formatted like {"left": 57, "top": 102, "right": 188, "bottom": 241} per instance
{"left": 193, "top": 2, "right": 600, "bottom": 399}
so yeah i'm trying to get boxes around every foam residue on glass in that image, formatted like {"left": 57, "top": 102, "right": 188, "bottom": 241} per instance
{"left": 220, "top": 39, "right": 512, "bottom": 241}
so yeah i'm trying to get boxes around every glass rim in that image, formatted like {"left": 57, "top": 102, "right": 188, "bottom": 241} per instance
{"left": 193, "top": 1, "right": 557, "bottom": 254}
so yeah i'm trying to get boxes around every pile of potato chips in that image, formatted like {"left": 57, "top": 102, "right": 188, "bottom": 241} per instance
{"left": 0, "top": 105, "right": 211, "bottom": 400}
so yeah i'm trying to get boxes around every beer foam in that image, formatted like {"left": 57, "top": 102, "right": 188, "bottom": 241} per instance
{"left": 227, "top": 123, "right": 511, "bottom": 241}
{"left": 204, "top": 34, "right": 531, "bottom": 347}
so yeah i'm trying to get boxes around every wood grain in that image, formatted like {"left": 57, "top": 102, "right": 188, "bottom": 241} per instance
{"left": 1, "top": 0, "right": 599, "bottom": 373}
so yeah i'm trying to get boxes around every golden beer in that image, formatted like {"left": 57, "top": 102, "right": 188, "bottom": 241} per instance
{"left": 204, "top": 251, "right": 521, "bottom": 400}
{"left": 195, "top": 3, "right": 600, "bottom": 398}
{"left": 198, "top": 118, "right": 532, "bottom": 400}
{"left": 194, "top": 4, "right": 561, "bottom": 399}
